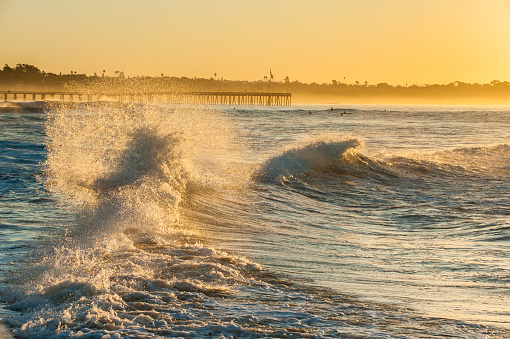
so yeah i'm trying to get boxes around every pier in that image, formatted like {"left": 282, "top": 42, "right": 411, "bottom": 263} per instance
{"left": 0, "top": 91, "right": 291, "bottom": 106}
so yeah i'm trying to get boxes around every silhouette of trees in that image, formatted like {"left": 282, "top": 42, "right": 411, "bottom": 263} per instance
{"left": 2, "top": 63, "right": 510, "bottom": 103}
{"left": 0, "top": 63, "right": 44, "bottom": 87}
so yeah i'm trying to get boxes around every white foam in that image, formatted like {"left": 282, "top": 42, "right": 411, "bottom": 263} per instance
{"left": 0, "top": 321, "right": 13, "bottom": 339}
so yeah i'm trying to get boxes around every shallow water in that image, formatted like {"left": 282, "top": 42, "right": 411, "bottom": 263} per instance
{"left": 0, "top": 101, "right": 509, "bottom": 338}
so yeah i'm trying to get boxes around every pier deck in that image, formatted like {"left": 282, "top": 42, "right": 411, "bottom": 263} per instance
{"left": 0, "top": 91, "right": 291, "bottom": 106}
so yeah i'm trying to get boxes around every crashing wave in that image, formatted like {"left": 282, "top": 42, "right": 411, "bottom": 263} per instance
{"left": 254, "top": 138, "right": 362, "bottom": 183}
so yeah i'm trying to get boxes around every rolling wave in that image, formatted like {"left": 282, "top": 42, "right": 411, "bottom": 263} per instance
{"left": 255, "top": 139, "right": 510, "bottom": 185}
{"left": 254, "top": 138, "right": 363, "bottom": 183}
{"left": 0, "top": 101, "right": 45, "bottom": 113}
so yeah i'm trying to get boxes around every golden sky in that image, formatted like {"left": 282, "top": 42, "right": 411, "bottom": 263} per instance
{"left": 1, "top": 0, "right": 510, "bottom": 85}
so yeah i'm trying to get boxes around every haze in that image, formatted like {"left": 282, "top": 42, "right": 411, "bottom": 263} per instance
{"left": 1, "top": 0, "right": 510, "bottom": 85}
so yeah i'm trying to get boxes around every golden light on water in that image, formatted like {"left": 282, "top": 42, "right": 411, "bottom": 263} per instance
{"left": 1, "top": 0, "right": 510, "bottom": 85}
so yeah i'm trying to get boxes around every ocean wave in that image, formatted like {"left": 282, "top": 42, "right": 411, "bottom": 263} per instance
{"left": 0, "top": 101, "right": 46, "bottom": 113}
{"left": 255, "top": 139, "right": 510, "bottom": 185}
{"left": 253, "top": 138, "right": 363, "bottom": 183}
{"left": 89, "top": 129, "right": 187, "bottom": 193}
{"left": 2, "top": 103, "right": 265, "bottom": 337}
{"left": 3, "top": 104, "right": 509, "bottom": 338}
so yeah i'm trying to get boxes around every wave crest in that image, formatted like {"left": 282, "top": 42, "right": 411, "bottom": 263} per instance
{"left": 255, "top": 140, "right": 510, "bottom": 185}
{"left": 254, "top": 137, "right": 362, "bottom": 183}
{"left": 0, "top": 101, "right": 45, "bottom": 113}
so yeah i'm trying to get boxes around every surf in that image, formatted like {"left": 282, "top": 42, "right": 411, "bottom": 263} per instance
{"left": 2, "top": 103, "right": 510, "bottom": 338}
{"left": 254, "top": 137, "right": 363, "bottom": 183}
{"left": 2, "top": 102, "right": 258, "bottom": 336}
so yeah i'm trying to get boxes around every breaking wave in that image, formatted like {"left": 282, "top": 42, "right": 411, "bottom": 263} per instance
{"left": 0, "top": 101, "right": 45, "bottom": 113}
{"left": 255, "top": 138, "right": 510, "bottom": 185}
{"left": 2, "top": 102, "right": 261, "bottom": 338}
{"left": 2, "top": 103, "right": 507, "bottom": 338}
{"left": 254, "top": 138, "right": 363, "bottom": 183}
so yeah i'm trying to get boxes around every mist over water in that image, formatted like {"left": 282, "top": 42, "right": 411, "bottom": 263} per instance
{"left": 0, "top": 102, "right": 509, "bottom": 338}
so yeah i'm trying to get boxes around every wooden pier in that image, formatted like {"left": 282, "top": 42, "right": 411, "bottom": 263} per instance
{"left": 0, "top": 91, "right": 291, "bottom": 106}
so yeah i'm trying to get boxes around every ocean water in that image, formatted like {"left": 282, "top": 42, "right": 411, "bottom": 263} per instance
{"left": 0, "top": 100, "right": 509, "bottom": 338}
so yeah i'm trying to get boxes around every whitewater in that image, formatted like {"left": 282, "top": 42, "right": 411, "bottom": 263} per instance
{"left": 0, "top": 101, "right": 509, "bottom": 338}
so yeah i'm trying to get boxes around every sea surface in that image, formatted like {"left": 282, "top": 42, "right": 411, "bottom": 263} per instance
{"left": 0, "top": 100, "right": 509, "bottom": 338}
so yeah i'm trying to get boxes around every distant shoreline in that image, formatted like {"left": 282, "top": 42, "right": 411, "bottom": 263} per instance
{"left": 2, "top": 64, "right": 510, "bottom": 105}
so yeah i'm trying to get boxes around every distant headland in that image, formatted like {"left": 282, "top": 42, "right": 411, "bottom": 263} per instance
{"left": 2, "top": 63, "right": 510, "bottom": 105}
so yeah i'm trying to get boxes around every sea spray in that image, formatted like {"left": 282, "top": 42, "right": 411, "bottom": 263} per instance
{"left": 4, "top": 102, "right": 260, "bottom": 337}
{"left": 43, "top": 102, "right": 250, "bottom": 227}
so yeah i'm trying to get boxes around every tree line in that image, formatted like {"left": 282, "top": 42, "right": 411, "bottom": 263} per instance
{"left": 2, "top": 63, "right": 510, "bottom": 103}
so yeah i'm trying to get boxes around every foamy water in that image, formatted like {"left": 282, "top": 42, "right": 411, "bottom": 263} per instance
{"left": 1, "top": 102, "right": 509, "bottom": 338}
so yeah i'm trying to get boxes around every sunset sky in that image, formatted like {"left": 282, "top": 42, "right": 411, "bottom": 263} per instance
{"left": 1, "top": 0, "right": 510, "bottom": 85}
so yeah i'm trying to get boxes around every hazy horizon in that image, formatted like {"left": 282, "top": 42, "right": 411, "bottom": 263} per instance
{"left": 3, "top": 63, "right": 510, "bottom": 105}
